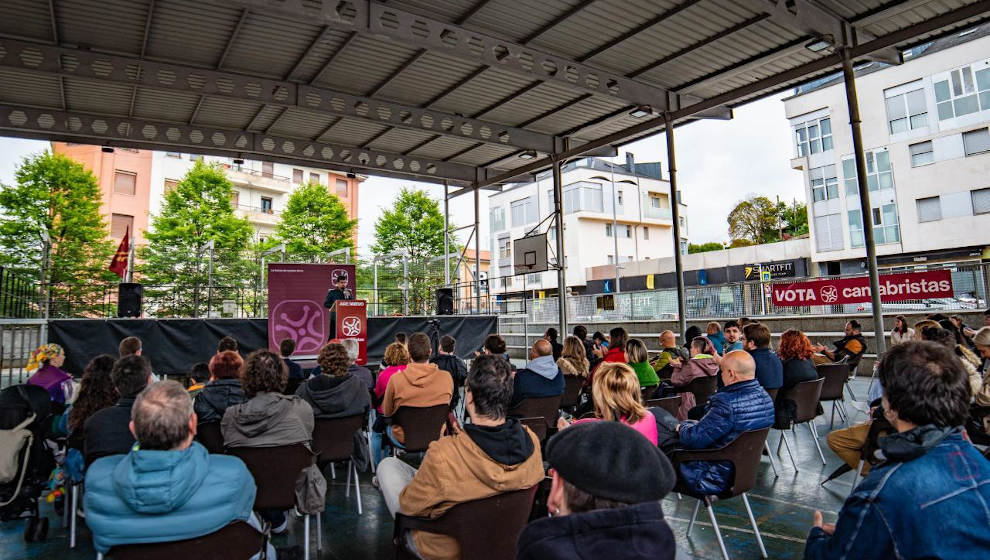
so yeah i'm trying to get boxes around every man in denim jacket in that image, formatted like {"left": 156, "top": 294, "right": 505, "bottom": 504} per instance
{"left": 805, "top": 341, "right": 990, "bottom": 559}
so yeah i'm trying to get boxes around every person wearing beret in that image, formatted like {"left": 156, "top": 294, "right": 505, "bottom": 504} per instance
{"left": 516, "top": 421, "right": 677, "bottom": 559}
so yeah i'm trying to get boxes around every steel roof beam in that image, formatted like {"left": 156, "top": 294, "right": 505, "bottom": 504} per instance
{"left": 0, "top": 105, "right": 480, "bottom": 183}
{"left": 215, "top": 0, "right": 675, "bottom": 110}
{"left": 0, "top": 38, "right": 555, "bottom": 153}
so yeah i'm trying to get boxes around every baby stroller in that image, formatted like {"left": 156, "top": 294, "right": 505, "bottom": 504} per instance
{"left": 0, "top": 384, "right": 56, "bottom": 541}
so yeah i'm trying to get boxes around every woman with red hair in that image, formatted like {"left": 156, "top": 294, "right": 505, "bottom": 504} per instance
{"left": 778, "top": 330, "right": 819, "bottom": 391}
{"left": 193, "top": 350, "right": 248, "bottom": 425}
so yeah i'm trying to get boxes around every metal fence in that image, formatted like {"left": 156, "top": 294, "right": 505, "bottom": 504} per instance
{"left": 0, "top": 319, "right": 45, "bottom": 387}
{"left": 0, "top": 267, "right": 40, "bottom": 318}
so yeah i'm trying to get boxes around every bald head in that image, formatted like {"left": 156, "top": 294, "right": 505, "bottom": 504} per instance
{"left": 660, "top": 330, "right": 676, "bottom": 347}
{"left": 533, "top": 339, "right": 552, "bottom": 357}
{"left": 721, "top": 350, "right": 756, "bottom": 386}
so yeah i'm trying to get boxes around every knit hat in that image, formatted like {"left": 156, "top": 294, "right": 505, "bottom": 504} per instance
{"left": 546, "top": 421, "right": 675, "bottom": 504}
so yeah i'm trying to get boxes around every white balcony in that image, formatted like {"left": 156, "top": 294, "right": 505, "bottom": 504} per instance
{"left": 224, "top": 165, "right": 293, "bottom": 193}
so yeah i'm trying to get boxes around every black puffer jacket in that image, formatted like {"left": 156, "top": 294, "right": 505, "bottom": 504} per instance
{"left": 295, "top": 374, "right": 370, "bottom": 419}
{"left": 431, "top": 354, "right": 468, "bottom": 408}
{"left": 194, "top": 379, "right": 247, "bottom": 424}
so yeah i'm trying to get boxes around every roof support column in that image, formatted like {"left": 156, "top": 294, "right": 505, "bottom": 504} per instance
{"left": 841, "top": 48, "right": 886, "bottom": 357}
{"left": 664, "top": 112, "right": 687, "bottom": 343}
{"left": 443, "top": 181, "right": 450, "bottom": 287}
{"left": 474, "top": 186, "right": 481, "bottom": 315}
{"left": 552, "top": 158, "right": 567, "bottom": 338}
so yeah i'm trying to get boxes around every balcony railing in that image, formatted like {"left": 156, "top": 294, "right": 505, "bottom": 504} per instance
{"left": 235, "top": 203, "right": 280, "bottom": 217}
{"left": 642, "top": 205, "right": 672, "bottom": 220}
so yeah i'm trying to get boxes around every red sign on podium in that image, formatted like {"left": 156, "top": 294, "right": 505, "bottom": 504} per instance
{"left": 334, "top": 300, "right": 368, "bottom": 365}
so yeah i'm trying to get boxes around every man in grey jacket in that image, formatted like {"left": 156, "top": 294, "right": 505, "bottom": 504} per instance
{"left": 510, "top": 339, "right": 565, "bottom": 407}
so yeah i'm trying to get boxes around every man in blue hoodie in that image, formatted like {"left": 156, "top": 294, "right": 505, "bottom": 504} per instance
{"left": 511, "top": 339, "right": 565, "bottom": 407}
{"left": 85, "top": 380, "right": 272, "bottom": 558}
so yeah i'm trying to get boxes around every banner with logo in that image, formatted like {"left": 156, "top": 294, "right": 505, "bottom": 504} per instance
{"left": 335, "top": 300, "right": 367, "bottom": 365}
{"left": 267, "top": 263, "right": 356, "bottom": 355}
{"left": 771, "top": 270, "right": 953, "bottom": 307}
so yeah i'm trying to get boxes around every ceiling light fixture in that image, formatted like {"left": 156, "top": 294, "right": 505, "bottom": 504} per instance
{"left": 805, "top": 37, "right": 833, "bottom": 53}
{"left": 628, "top": 105, "right": 653, "bottom": 118}
{"left": 518, "top": 150, "right": 538, "bottom": 160}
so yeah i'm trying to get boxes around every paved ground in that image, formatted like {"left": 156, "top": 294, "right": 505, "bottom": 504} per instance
{"left": 2, "top": 378, "right": 876, "bottom": 560}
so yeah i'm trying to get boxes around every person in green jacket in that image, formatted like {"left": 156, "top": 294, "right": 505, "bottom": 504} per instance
{"left": 650, "top": 331, "right": 687, "bottom": 378}
{"left": 626, "top": 338, "right": 659, "bottom": 389}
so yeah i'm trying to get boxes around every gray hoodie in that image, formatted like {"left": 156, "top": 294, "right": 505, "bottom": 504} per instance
{"left": 221, "top": 392, "right": 314, "bottom": 449}
{"left": 527, "top": 355, "right": 559, "bottom": 380}
{"left": 295, "top": 374, "right": 370, "bottom": 420}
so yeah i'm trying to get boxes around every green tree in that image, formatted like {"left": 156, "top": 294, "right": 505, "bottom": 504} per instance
{"left": 777, "top": 199, "right": 809, "bottom": 238}
{"left": 275, "top": 182, "right": 356, "bottom": 262}
{"left": 0, "top": 151, "right": 115, "bottom": 316}
{"left": 371, "top": 188, "right": 454, "bottom": 314}
{"left": 727, "top": 196, "right": 780, "bottom": 245}
{"left": 688, "top": 242, "right": 725, "bottom": 254}
{"left": 138, "top": 161, "right": 255, "bottom": 317}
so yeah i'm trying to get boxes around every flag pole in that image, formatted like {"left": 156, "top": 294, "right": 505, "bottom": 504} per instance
{"left": 125, "top": 227, "right": 134, "bottom": 283}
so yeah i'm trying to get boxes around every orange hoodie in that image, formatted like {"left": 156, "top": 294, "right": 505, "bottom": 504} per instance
{"left": 382, "top": 361, "right": 453, "bottom": 443}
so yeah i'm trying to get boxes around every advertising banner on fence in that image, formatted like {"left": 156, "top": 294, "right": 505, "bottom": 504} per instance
{"left": 267, "top": 263, "right": 356, "bottom": 355}
{"left": 771, "top": 270, "right": 953, "bottom": 307}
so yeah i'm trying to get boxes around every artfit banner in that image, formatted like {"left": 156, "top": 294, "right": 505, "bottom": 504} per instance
{"left": 268, "top": 263, "right": 356, "bottom": 355}
{"left": 771, "top": 270, "right": 953, "bottom": 307}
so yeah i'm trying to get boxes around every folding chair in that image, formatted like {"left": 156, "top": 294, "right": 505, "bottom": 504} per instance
{"left": 102, "top": 520, "right": 266, "bottom": 560}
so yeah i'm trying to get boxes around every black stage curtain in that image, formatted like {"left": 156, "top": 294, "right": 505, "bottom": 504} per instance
{"left": 49, "top": 316, "right": 496, "bottom": 376}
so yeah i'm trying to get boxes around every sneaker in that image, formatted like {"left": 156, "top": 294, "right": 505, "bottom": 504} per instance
{"left": 371, "top": 475, "right": 379, "bottom": 489}
{"left": 271, "top": 517, "right": 289, "bottom": 535}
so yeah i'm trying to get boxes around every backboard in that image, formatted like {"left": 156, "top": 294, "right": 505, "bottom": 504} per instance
{"left": 513, "top": 234, "right": 549, "bottom": 275}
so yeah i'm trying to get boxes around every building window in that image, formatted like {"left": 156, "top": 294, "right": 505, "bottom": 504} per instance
{"left": 310, "top": 172, "right": 321, "bottom": 185}
{"left": 627, "top": 256, "right": 634, "bottom": 262}
{"left": 814, "top": 213, "right": 843, "bottom": 252}
{"left": 336, "top": 178, "right": 348, "bottom": 196}
{"left": 794, "top": 116, "right": 833, "bottom": 156}
{"left": 497, "top": 236, "right": 511, "bottom": 260}
{"left": 810, "top": 164, "right": 839, "bottom": 202}
{"left": 110, "top": 214, "right": 133, "bottom": 240}
{"left": 491, "top": 206, "right": 506, "bottom": 231}
{"left": 293, "top": 169, "right": 303, "bottom": 183}
{"left": 260, "top": 197, "right": 273, "bottom": 213}
{"left": 509, "top": 196, "right": 537, "bottom": 226}
{"left": 643, "top": 226, "right": 649, "bottom": 240}
{"left": 605, "top": 223, "right": 613, "bottom": 237}
{"left": 231, "top": 191, "right": 240, "bottom": 207}
{"left": 616, "top": 190, "right": 623, "bottom": 205}
{"left": 962, "top": 128, "right": 990, "bottom": 156}
{"left": 262, "top": 161, "right": 274, "bottom": 178}
{"left": 114, "top": 171, "right": 136, "bottom": 195}
{"left": 190, "top": 154, "right": 204, "bottom": 162}
{"left": 909, "top": 141, "right": 934, "bottom": 167}
{"left": 164, "top": 179, "right": 179, "bottom": 192}
{"left": 884, "top": 86, "right": 928, "bottom": 133}
{"left": 917, "top": 196, "right": 942, "bottom": 222}
{"left": 934, "top": 63, "right": 990, "bottom": 120}
{"left": 607, "top": 255, "right": 614, "bottom": 265}
{"left": 680, "top": 240, "right": 688, "bottom": 255}
{"left": 166, "top": 152, "right": 181, "bottom": 158}
{"left": 843, "top": 149, "right": 892, "bottom": 195}
{"left": 624, "top": 225, "right": 632, "bottom": 238}
{"left": 972, "top": 188, "right": 990, "bottom": 215}
{"left": 849, "top": 203, "right": 899, "bottom": 247}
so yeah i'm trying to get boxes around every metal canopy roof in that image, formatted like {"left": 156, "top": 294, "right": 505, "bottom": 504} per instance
{"left": 0, "top": 0, "right": 987, "bottom": 190}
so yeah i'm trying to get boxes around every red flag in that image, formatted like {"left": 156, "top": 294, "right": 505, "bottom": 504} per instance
{"left": 109, "top": 227, "right": 130, "bottom": 278}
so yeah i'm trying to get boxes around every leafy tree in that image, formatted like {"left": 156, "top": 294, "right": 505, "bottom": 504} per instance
{"left": 777, "top": 199, "right": 809, "bottom": 238}
{"left": 729, "top": 238, "right": 756, "bottom": 248}
{"left": 138, "top": 161, "right": 255, "bottom": 317}
{"left": 275, "top": 182, "right": 357, "bottom": 262}
{"left": 727, "top": 196, "right": 780, "bottom": 245}
{"left": 688, "top": 242, "right": 725, "bottom": 254}
{"left": 0, "top": 151, "right": 115, "bottom": 316}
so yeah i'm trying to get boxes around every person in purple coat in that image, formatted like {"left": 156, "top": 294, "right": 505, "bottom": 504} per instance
{"left": 27, "top": 343, "right": 74, "bottom": 406}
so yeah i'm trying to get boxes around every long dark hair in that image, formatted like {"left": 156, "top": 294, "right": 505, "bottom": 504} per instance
{"left": 893, "top": 315, "right": 908, "bottom": 335}
{"left": 68, "top": 354, "right": 119, "bottom": 430}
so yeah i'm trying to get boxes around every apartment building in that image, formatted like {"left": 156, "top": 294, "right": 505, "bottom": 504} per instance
{"left": 784, "top": 24, "right": 990, "bottom": 274}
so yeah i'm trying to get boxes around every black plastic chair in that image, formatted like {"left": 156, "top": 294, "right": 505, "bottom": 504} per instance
{"left": 312, "top": 415, "right": 364, "bottom": 515}
{"left": 283, "top": 378, "right": 303, "bottom": 396}
{"left": 508, "top": 395, "right": 562, "bottom": 441}
{"left": 817, "top": 363, "right": 850, "bottom": 429}
{"left": 389, "top": 404, "right": 450, "bottom": 454}
{"left": 671, "top": 428, "right": 771, "bottom": 560}
{"left": 645, "top": 395, "right": 681, "bottom": 418}
{"left": 677, "top": 375, "right": 718, "bottom": 408}
{"left": 195, "top": 422, "right": 224, "bottom": 454}
{"left": 103, "top": 521, "right": 265, "bottom": 560}
{"left": 393, "top": 486, "right": 537, "bottom": 560}
{"left": 560, "top": 376, "right": 584, "bottom": 409}
{"left": 776, "top": 378, "right": 826, "bottom": 470}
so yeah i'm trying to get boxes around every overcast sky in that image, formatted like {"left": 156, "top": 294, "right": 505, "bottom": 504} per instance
{"left": 0, "top": 93, "right": 805, "bottom": 254}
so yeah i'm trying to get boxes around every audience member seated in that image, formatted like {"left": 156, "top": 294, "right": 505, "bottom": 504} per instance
{"left": 516, "top": 422, "right": 676, "bottom": 560}
{"left": 556, "top": 335, "right": 590, "bottom": 379}
{"left": 185, "top": 362, "right": 209, "bottom": 396}
{"left": 666, "top": 337, "right": 719, "bottom": 420}
{"left": 193, "top": 351, "right": 247, "bottom": 425}
{"left": 920, "top": 326, "right": 983, "bottom": 399}
{"left": 722, "top": 320, "right": 743, "bottom": 354}
{"left": 775, "top": 330, "right": 819, "bottom": 428}
{"left": 572, "top": 325, "right": 598, "bottom": 369}
{"left": 601, "top": 328, "right": 628, "bottom": 366}
{"left": 545, "top": 328, "right": 564, "bottom": 361}
{"left": 382, "top": 333, "right": 454, "bottom": 449}
{"left": 804, "top": 341, "right": 990, "bottom": 559}
{"left": 296, "top": 342, "right": 370, "bottom": 419}
{"left": 65, "top": 354, "right": 118, "bottom": 451}
{"left": 279, "top": 338, "right": 306, "bottom": 381}
{"left": 682, "top": 326, "right": 703, "bottom": 353}
{"left": 511, "top": 339, "right": 565, "bottom": 408}
{"left": 377, "top": 354, "right": 543, "bottom": 560}
{"left": 626, "top": 338, "right": 658, "bottom": 389}
{"left": 371, "top": 342, "right": 410, "bottom": 465}
{"left": 378, "top": 332, "right": 409, "bottom": 371}
{"left": 222, "top": 349, "right": 314, "bottom": 533}
{"left": 84, "top": 355, "right": 152, "bottom": 466}
{"left": 743, "top": 323, "right": 783, "bottom": 390}
{"left": 26, "top": 343, "right": 73, "bottom": 408}
{"left": 650, "top": 331, "right": 685, "bottom": 378}
{"left": 969, "top": 327, "right": 990, "bottom": 440}
{"left": 217, "top": 335, "right": 239, "bottom": 354}
{"left": 812, "top": 320, "right": 866, "bottom": 366}
{"left": 85, "top": 381, "right": 271, "bottom": 558}
{"left": 432, "top": 335, "right": 469, "bottom": 410}
{"left": 475, "top": 333, "right": 512, "bottom": 366}
{"left": 706, "top": 322, "right": 726, "bottom": 357}
{"left": 119, "top": 336, "right": 160, "bottom": 382}
{"left": 672, "top": 351, "right": 774, "bottom": 495}
{"left": 912, "top": 319, "right": 940, "bottom": 341}
{"left": 343, "top": 338, "right": 374, "bottom": 391}
{"left": 889, "top": 315, "right": 913, "bottom": 346}
{"left": 560, "top": 363, "right": 657, "bottom": 445}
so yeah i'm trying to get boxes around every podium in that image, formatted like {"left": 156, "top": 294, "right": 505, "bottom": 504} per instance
{"left": 332, "top": 300, "right": 368, "bottom": 365}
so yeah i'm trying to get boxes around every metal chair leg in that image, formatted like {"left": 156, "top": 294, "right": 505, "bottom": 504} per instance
{"left": 70, "top": 483, "right": 78, "bottom": 548}
{"left": 345, "top": 460, "right": 351, "bottom": 498}
{"left": 780, "top": 432, "right": 798, "bottom": 471}
{"left": 97, "top": 554, "right": 104, "bottom": 560}
{"left": 705, "top": 497, "right": 730, "bottom": 560}
{"left": 850, "top": 459, "right": 864, "bottom": 493}
{"left": 807, "top": 422, "right": 827, "bottom": 465}
{"left": 845, "top": 380, "right": 857, "bottom": 402}
{"left": 764, "top": 441, "right": 779, "bottom": 477}
{"left": 830, "top": 402, "right": 837, "bottom": 430}
{"left": 742, "top": 493, "right": 768, "bottom": 559}
{"left": 303, "top": 514, "right": 310, "bottom": 560}
{"left": 353, "top": 461, "right": 363, "bottom": 515}
{"left": 687, "top": 499, "right": 701, "bottom": 535}
{"left": 331, "top": 462, "right": 336, "bottom": 480}
{"left": 316, "top": 509, "right": 322, "bottom": 552}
